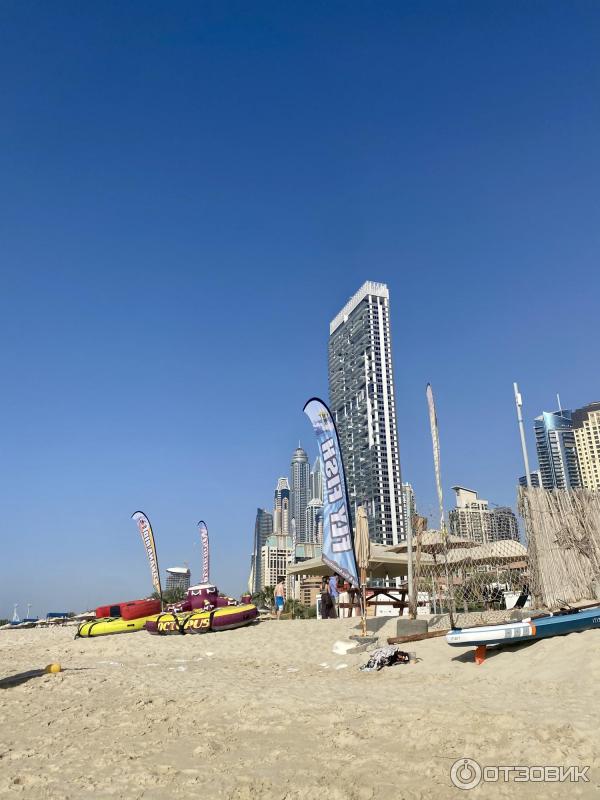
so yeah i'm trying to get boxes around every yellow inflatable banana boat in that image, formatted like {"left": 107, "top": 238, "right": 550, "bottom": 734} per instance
{"left": 76, "top": 615, "right": 154, "bottom": 638}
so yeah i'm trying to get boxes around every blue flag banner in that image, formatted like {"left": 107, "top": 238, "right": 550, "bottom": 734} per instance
{"left": 303, "top": 397, "right": 359, "bottom": 587}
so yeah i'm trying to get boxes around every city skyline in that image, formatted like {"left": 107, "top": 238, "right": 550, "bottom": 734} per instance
{"left": 2, "top": 4, "right": 599, "bottom": 616}
{"left": 249, "top": 444, "right": 325, "bottom": 593}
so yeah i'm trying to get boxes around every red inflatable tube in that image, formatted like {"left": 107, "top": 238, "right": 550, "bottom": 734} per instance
{"left": 95, "top": 599, "right": 161, "bottom": 620}
{"left": 95, "top": 603, "right": 123, "bottom": 619}
{"left": 120, "top": 599, "right": 161, "bottom": 620}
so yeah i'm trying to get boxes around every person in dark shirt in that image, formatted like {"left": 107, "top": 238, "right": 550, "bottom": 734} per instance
{"left": 320, "top": 580, "right": 336, "bottom": 619}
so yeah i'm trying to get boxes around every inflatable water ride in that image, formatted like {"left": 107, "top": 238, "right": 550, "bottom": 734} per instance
{"left": 446, "top": 603, "right": 600, "bottom": 662}
{"left": 95, "top": 598, "right": 161, "bottom": 620}
{"left": 144, "top": 603, "right": 258, "bottom": 635}
{"left": 76, "top": 615, "right": 156, "bottom": 638}
{"left": 165, "top": 583, "right": 238, "bottom": 614}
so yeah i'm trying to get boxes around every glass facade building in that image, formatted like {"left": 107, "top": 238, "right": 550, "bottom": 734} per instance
{"left": 250, "top": 508, "right": 274, "bottom": 594}
{"left": 518, "top": 471, "right": 542, "bottom": 488}
{"left": 310, "top": 457, "right": 324, "bottom": 503}
{"left": 290, "top": 446, "right": 311, "bottom": 543}
{"left": 273, "top": 477, "right": 291, "bottom": 535}
{"left": 328, "top": 281, "right": 405, "bottom": 546}
{"left": 534, "top": 410, "right": 581, "bottom": 489}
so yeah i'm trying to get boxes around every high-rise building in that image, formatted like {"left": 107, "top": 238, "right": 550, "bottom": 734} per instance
{"left": 402, "top": 483, "right": 416, "bottom": 524}
{"left": 449, "top": 487, "right": 519, "bottom": 543}
{"left": 490, "top": 507, "right": 520, "bottom": 541}
{"left": 572, "top": 402, "right": 600, "bottom": 490}
{"left": 305, "top": 498, "right": 324, "bottom": 544}
{"left": 328, "top": 281, "right": 405, "bottom": 546}
{"left": 534, "top": 410, "right": 581, "bottom": 489}
{"left": 255, "top": 508, "right": 274, "bottom": 550}
{"left": 273, "top": 477, "right": 291, "bottom": 535}
{"left": 290, "top": 446, "right": 311, "bottom": 542}
{"left": 518, "top": 471, "right": 542, "bottom": 488}
{"left": 260, "top": 533, "right": 292, "bottom": 590}
{"left": 310, "top": 457, "right": 324, "bottom": 502}
{"left": 449, "top": 487, "right": 492, "bottom": 544}
{"left": 165, "top": 566, "right": 191, "bottom": 592}
{"left": 250, "top": 508, "right": 274, "bottom": 594}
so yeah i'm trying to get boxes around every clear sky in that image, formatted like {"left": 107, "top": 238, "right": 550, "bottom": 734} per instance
{"left": 1, "top": 2, "right": 599, "bottom": 617}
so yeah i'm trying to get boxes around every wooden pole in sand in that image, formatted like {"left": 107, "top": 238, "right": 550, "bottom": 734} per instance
{"left": 361, "top": 566, "right": 367, "bottom": 638}
{"left": 408, "top": 515, "right": 424, "bottom": 619}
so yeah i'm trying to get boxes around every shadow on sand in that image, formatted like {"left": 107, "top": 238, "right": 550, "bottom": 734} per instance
{"left": 451, "top": 640, "right": 538, "bottom": 664}
{"left": 0, "top": 667, "right": 89, "bottom": 689}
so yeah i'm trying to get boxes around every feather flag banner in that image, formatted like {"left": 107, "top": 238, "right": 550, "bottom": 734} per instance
{"left": 198, "top": 520, "right": 210, "bottom": 584}
{"left": 303, "top": 397, "right": 359, "bottom": 587}
{"left": 131, "top": 511, "right": 162, "bottom": 597}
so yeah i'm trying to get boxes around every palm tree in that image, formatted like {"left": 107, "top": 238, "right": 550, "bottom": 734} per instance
{"left": 150, "top": 587, "right": 188, "bottom": 606}
{"left": 252, "top": 586, "right": 275, "bottom": 610}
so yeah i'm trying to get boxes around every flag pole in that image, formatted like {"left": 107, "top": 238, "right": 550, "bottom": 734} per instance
{"left": 513, "top": 382, "right": 532, "bottom": 488}
{"left": 425, "top": 385, "right": 455, "bottom": 629}
{"left": 406, "top": 508, "right": 415, "bottom": 619}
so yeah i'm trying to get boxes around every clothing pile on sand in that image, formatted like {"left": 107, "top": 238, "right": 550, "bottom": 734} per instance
{"left": 360, "top": 645, "right": 411, "bottom": 671}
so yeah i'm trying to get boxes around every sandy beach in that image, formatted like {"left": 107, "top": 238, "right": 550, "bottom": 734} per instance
{"left": 1, "top": 619, "right": 598, "bottom": 799}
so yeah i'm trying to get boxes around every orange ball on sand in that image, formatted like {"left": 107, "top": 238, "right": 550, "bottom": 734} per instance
{"left": 44, "top": 663, "right": 62, "bottom": 674}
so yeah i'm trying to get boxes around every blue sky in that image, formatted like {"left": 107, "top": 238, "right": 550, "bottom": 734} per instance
{"left": 1, "top": 2, "right": 599, "bottom": 616}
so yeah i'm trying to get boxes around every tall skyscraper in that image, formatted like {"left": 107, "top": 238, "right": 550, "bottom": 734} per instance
{"left": 290, "top": 446, "right": 310, "bottom": 542}
{"left": 305, "top": 498, "right": 324, "bottom": 544}
{"left": 273, "top": 477, "right": 291, "bottom": 535}
{"left": 534, "top": 410, "right": 581, "bottom": 489}
{"left": 250, "top": 508, "right": 274, "bottom": 594}
{"left": 573, "top": 401, "right": 600, "bottom": 490}
{"left": 310, "top": 457, "right": 324, "bottom": 502}
{"left": 329, "top": 281, "right": 405, "bottom": 546}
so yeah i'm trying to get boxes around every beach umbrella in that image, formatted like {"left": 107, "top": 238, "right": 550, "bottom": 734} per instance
{"left": 355, "top": 506, "right": 370, "bottom": 636}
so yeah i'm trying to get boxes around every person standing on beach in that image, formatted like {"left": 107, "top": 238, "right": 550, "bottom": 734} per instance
{"left": 338, "top": 581, "right": 350, "bottom": 618}
{"left": 320, "top": 580, "right": 336, "bottom": 619}
{"left": 328, "top": 574, "right": 339, "bottom": 618}
{"left": 274, "top": 577, "right": 285, "bottom": 620}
